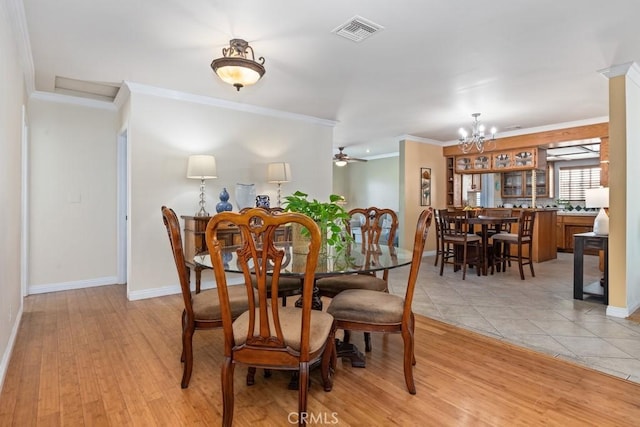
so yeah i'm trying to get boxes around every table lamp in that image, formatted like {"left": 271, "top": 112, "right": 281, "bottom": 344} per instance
{"left": 187, "top": 155, "right": 217, "bottom": 216}
{"left": 585, "top": 187, "right": 609, "bottom": 235}
{"left": 267, "top": 162, "right": 291, "bottom": 206}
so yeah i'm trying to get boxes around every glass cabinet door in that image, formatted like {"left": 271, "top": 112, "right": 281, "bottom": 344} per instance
{"left": 515, "top": 150, "right": 535, "bottom": 167}
{"left": 456, "top": 157, "right": 472, "bottom": 172}
{"left": 502, "top": 172, "right": 522, "bottom": 197}
{"left": 493, "top": 152, "right": 513, "bottom": 169}
{"left": 525, "top": 169, "right": 547, "bottom": 196}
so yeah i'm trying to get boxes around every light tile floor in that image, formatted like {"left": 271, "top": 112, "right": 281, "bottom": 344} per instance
{"left": 387, "top": 252, "right": 640, "bottom": 383}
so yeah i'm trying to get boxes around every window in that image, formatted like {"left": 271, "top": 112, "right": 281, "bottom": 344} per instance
{"left": 558, "top": 166, "right": 601, "bottom": 200}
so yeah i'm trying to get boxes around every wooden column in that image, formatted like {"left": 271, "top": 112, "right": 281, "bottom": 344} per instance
{"left": 600, "top": 136, "right": 609, "bottom": 187}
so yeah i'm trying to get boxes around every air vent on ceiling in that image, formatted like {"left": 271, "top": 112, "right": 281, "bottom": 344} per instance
{"left": 332, "top": 15, "right": 384, "bottom": 42}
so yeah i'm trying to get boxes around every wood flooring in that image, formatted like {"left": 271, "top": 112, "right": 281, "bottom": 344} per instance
{"left": 2, "top": 284, "right": 640, "bottom": 426}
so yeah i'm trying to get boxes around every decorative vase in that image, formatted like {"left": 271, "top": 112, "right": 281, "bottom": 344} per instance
{"left": 235, "top": 183, "right": 256, "bottom": 210}
{"left": 216, "top": 187, "right": 233, "bottom": 213}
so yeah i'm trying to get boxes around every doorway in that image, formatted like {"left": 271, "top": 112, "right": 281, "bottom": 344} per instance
{"left": 117, "top": 129, "right": 129, "bottom": 291}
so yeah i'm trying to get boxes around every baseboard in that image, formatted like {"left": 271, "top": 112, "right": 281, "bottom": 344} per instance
{"left": 127, "top": 275, "right": 245, "bottom": 301}
{"left": 423, "top": 249, "right": 435, "bottom": 258}
{"left": 606, "top": 305, "right": 630, "bottom": 318}
{"left": 28, "top": 276, "right": 118, "bottom": 295}
{"left": 0, "top": 303, "right": 23, "bottom": 394}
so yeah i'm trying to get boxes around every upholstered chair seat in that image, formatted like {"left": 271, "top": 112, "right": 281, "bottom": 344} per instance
{"left": 327, "top": 289, "right": 404, "bottom": 324}
{"left": 314, "top": 274, "right": 387, "bottom": 295}
{"left": 233, "top": 307, "right": 335, "bottom": 352}
{"left": 192, "top": 285, "right": 254, "bottom": 320}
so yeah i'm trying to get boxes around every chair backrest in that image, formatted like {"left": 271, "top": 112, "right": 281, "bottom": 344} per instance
{"left": 518, "top": 209, "right": 536, "bottom": 240}
{"left": 440, "top": 210, "right": 469, "bottom": 238}
{"left": 402, "top": 209, "right": 433, "bottom": 318}
{"left": 161, "top": 206, "right": 194, "bottom": 315}
{"left": 205, "top": 208, "right": 321, "bottom": 363}
{"left": 348, "top": 207, "right": 399, "bottom": 246}
{"left": 480, "top": 208, "right": 513, "bottom": 218}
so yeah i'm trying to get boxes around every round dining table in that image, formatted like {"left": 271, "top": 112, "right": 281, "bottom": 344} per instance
{"left": 195, "top": 241, "right": 415, "bottom": 370}
{"left": 194, "top": 241, "right": 414, "bottom": 279}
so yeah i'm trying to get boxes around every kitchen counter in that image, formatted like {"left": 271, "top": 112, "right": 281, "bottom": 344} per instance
{"left": 557, "top": 211, "right": 597, "bottom": 216}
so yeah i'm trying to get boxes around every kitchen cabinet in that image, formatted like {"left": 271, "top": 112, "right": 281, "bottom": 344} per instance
{"left": 490, "top": 148, "right": 547, "bottom": 172}
{"left": 501, "top": 168, "right": 548, "bottom": 198}
{"left": 455, "top": 154, "right": 491, "bottom": 173}
{"left": 556, "top": 214, "right": 597, "bottom": 254}
{"left": 504, "top": 209, "right": 557, "bottom": 262}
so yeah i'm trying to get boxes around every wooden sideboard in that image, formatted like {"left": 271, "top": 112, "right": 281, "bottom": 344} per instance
{"left": 181, "top": 215, "right": 243, "bottom": 293}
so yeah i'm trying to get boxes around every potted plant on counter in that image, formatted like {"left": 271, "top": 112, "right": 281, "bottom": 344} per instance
{"left": 282, "top": 191, "right": 352, "bottom": 254}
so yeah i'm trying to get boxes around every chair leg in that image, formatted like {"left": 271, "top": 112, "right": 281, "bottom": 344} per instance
{"left": 298, "top": 362, "right": 310, "bottom": 426}
{"left": 246, "top": 367, "right": 256, "bottom": 385}
{"left": 401, "top": 321, "right": 416, "bottom": 394}
{"left": 221, "top": 357, "right": 235, "bottom": 427}
{"left": 518, "top": 243, "right": 525, "bottom": 280}
{"left": 321, "top": 326, "right": 336, "bottom": 392}
{"left": 181, "top": 320, "right": 194, "bottom": 389}
{"left": 364, "top": 332, "right": 372, "bottom": 352}
{"left": 529, "top": 243, "right": 535, "bottom": 277}
{"left": 461, "top": 244, "right": 468, "bottom": 280}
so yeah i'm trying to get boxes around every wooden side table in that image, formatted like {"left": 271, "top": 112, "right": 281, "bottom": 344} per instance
{"left": 573, "top": 232, "right": 608, "bottom": 304}
{"left": 181, "top": 216, "right": 243, "bottom": 292}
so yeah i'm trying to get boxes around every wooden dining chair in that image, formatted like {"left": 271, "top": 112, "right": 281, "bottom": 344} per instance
{"left": 491, "top": 209, "right": 536, "bottom": 279}
{"left": 479, "top": 208, "right": 514, "bottom": 236}
{"left": 326, "top": 208, "right": 433, "bottom": 394}
{"left": 438, "top": 210, "right": 482, "bottom": 280}
{"left": 316, "top": 207, "right": 398, "bottom": 351}
{"left": 241, "top": 207, "right": 304, "bottom": 307}
{"left": 161, "top": 206, "right": 252, "bottom": 389}
{"left": 434, "top": 208, "right": 456, "bottom": 269}
{"left": 205, "top": 208, "right": 336, "bottom": 427}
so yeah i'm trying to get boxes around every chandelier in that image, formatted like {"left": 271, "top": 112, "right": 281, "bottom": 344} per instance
{"left": 458, "top": 113, "right": 497, "bottom": 153}
{"left": 210, "top": 39, "right": 266, "bottom": 91}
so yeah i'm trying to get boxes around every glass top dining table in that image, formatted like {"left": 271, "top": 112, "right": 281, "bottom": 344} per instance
{"left": 195, "top": 241, "right": 415, "bottom": 370}
{"left": 194, "top": 241, "right": 414, "bottom": 278}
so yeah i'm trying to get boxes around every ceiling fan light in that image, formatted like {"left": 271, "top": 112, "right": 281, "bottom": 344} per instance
{"left": 335, "top": 160, "right": 348, "bottom": 167}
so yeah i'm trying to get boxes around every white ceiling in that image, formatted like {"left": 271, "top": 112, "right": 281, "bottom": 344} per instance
{"left": 17, "top": 0, "right": 640, "bottom": 159}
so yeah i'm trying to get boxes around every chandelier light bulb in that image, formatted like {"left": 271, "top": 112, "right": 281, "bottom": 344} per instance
{"left": 458, "top": 113, "right": 496, "bottom": 154}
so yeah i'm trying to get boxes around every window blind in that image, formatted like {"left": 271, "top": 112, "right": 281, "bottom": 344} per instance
{"left": 558, "top": 166, "right": 601, "bottom": 200}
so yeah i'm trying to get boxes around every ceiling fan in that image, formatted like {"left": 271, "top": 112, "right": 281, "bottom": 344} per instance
{"left": 333, "top": 147, "right": 368, "bottom": 167}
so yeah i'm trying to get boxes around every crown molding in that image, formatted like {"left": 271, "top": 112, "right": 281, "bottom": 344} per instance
{"left": 5, "top": 0, "right": 35, "bottom": 94}
{"left": 400, "top": 134, "right": 447, "bottom": 145}
{"left": 124, "top": 81, "right": 338, "bottom": 128}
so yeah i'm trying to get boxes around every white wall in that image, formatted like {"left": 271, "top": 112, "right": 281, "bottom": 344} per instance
{"left": 27, "top": 98, "right": 119, "bottom": 292}
{"left": 125, "top": 88, "right": 334, "bottom": 299}
{"left": 334, "top": 156, "right": 400, "bottom": 212}
{"left": 0, "top": 0, "right": 26, "bottom": 390}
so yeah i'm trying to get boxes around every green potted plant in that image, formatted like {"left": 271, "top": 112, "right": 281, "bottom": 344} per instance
{"left": 282, "top": 191, "right": 352, "bottom": 254}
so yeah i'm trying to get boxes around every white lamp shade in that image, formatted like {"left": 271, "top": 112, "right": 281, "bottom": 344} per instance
{"left": 585, "top": 187, "right": 609, "bottom": 208}
{"left": 267, "top": 162, "right": 292, "bottom": 183}
{"left": 187, "top": 155, "right": 217, "bottom": 179}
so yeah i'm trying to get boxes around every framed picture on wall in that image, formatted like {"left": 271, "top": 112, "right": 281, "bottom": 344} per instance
{"left": 420, "top": 168, "right": 431, "bottom": 206}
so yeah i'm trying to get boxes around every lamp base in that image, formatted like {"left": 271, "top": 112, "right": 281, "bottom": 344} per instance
{"left": 195, "top": 207, "right": 209, "bottom": 217}
{"left": 593, "top": 208, "right": 609, "bottom": 235}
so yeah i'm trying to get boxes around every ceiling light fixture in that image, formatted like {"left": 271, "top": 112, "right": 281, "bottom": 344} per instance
{"left": 458, "top": 113, "right": 497, "bottom": 154}
{"left": 210, "top": 39, "right": 265, "bottom": 91}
